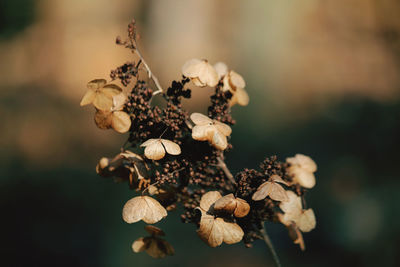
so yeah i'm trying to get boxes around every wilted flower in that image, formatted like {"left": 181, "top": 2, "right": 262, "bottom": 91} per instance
{"left": 122, "top": 195, "right": 167, "bottom": 224}
{"left": 286, "top": 154, "right": 317, "bottom": 188}
{"left": 278, "top": 191, "right": 316, "bottom": 233}
{"left": 132, "top": 225, "right": 174, "bottom": 258}
{"left": 182, "top": 58, "right": 219, "bottom": 87}
{"left": 94, "top": 93, "right": 131, "bottom": 133}
{"left": 80, "top": 79, "right": 122, "bottom": 111}
{"left": 222, "top": 70, "right": 249, "bottom": 107}
{"left": 196, "top": 191, "right": 244, "bottom": 247}
{"left": 190, "top": 113, "right": 232, "bottom": 150}
{"left": 140, "top": 138, "right": 181, "bottom": 160}
{"left": 252, "top": 174, "right": 289, "bottom": 202}
{"left": 213, "top": 193, "right": 250, "bottom": 218}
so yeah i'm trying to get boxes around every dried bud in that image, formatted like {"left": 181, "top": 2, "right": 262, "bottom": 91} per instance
{"left": 140, "top": 138, "right": 181, "bottom": 160}
{"left": 122, "top": 196, "right": 167, "bottom": 224}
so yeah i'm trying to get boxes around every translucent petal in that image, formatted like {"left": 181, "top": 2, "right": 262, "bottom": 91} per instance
{"left": 212, "top": 131, "right": 228, "bottom": 150}
{"left": 214, "top": 120, "right": 232, "bottom": 136}
{"left": 220, "top": 218, "right": 244, "bottom": 244}
{"left": 229, "top": 70, "right": 246, "bottom": 89}
{"left": 214, "top": 62, "right": 228, "bottom": 79}
{"left": 87, "top": 79, "right": 107, "bottom": 89}
{"left": 182, "top": 58, "right": 203, "bottom": 77}
{"left": 132, "top": 237, "right": 146, "bottom": 253}
{"left": 140, "top": 139, "right": 159, "bottom": 147}
{"left": 235, "top": 87, "right": 249, "bottom": 106}
{"left": 93, "top": 93, "right": 113, "bottom": 111}
{"left": 80, "top": 89, "right": 96, "bottom": 106}
{"left": 144, "top": 141, "right": 166, "bottom": 160}
{"left": 101, "top": 84, "right": 123, "bottom": 97}
{"left": 160, "top": 139, "right": 181, "bottom": 155}
{"left": 298, "top": 209, "right": 316, "bottom": 232}
{"left": 192, "top": 125, "right": 215, "bottom": 141}
{"left": 190, "top": 113, "right": 212, "bottom": 125}
{"left": 112, "top": 111, "right": 131, "bottom": 133}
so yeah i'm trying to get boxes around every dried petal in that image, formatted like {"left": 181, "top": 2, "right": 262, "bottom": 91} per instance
{"left": 252, "top": 181, "right": 288, "bottom": 202}
{"left": 279, "top": 191, "right": 302, "bottom": 218}
{"left": 192, "top": 125, "right": 215, "bottom": 141}
{"left": 80, "top": 89, "right": 96, "bottom": 106}
{"left": 160, "top": 139, "right": 181, "bottom": 155}
{"left": 213, "top": 120, "right": 232, "bottom": 136}
{"left": 297, "top": 209, "right": 316, "bottom": 232}
{"left": 112, "top": 111, "right": 131, "bottom": 133}
{"left": 145, "top": 225, "right": 165, "bottom": 236}
{"left": 287, "top": 154, "right": 317, "bottom": 173}
{"left": 289, "top": 166, "right": 316, "bottom": 189}
{"left": 213, "top": 193, "right": 236, "bottom": 214}
{"left": 211, "top": 131, "right": 228, "bottom": 150}
{"left": 232, "top": 87, "right": 249, "bottom": 106}
{"left": 182, "top": 58, "right": 203, "bottom": 77}
{"left": 214, "top": 62, "right": 228, "bottom": 79}
{"left": 233, "top": 198, "right": 250, "bottom": 218}
{"left": 287, "top": 224, "right": 306, "bottom": 251}
{"left": 112, "top": 93, "right": 127, "bottom": 111}
{"left": 228, "top": 70, "right": 246, "bottom": 90}
{"left": 190, "top": 113, "right": 212, "bottom": 125}
{"left": 87, "top": 79, "right": 107, "bottom": 89}
{"left": 182, "top": 59, "right": 218, "bottom": 87}
{"left": 199, "top": 191, "right": 222, "bottom": 212}
{"left": 132, "top": 237, "right": 147, "bottom": 253}
{"left": 122, "top": 196, "right": 167, "bottom": 224}
{"left": 94, "top": 110, "right": 112, "bottom": 129}
{"left": 144, "top": 141, "right": 166, "bottom": 160}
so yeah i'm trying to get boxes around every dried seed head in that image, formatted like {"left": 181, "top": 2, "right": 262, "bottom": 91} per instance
{"left": 182, "top": 58, "right": 219, "bottom": 87}
{"left": 122, "top": 195, "right": 167, "bottom": 224}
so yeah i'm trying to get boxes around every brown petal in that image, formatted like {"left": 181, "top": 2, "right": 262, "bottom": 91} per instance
{"left": 199, "top": 191, "right": 222, "bottom": 212}
{"left": 213, "top": 193, "right": 237, "bottom": 214}
{"left": 197, "top": 213, "right": 224, "bottom": 247}
{"left": 111, "top": 111, "right": 131, "bottom": 133}
{"left": 122, "top": 196, "right": 167, "bottom": 224}
{"left": 94, "top": 110, "right": 112, "bottom": 129}
{"left": 145, "top": 225, "right": 165, "bottom": 236}
{"left": 287, "top": 223, "right": 306, "bottom": 251}
{"left": 87, "top": 79, "right": 107, "bottom": 89}
{"left": 219, "top": 218, "right": 244, "bottom": 244}
{"left": 233, "top": 198, "right": 250, "bottom": 218}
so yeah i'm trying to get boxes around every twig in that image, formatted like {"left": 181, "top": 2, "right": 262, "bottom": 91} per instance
{"left": 216, "top": 156, "right": 236, "bottom": 185}
{"left": 260, "top": 223, "right": 282, "bottom": 267}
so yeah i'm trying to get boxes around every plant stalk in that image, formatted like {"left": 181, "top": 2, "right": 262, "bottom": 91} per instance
{"left": 260, "top": 223, "right": 282, "bottom": 267}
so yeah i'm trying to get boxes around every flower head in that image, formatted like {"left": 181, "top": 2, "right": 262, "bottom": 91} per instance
{"left": 140, "top": 138, "right": 181, "bottom": 160}
{"left": 80, "top": 79, "right": 122, "bottom": 111}
{"left": 182, "top": 59, "right": 219, "bottom": 87}
{"left": 286, "top": 154, "right": 317, "bottom": 188}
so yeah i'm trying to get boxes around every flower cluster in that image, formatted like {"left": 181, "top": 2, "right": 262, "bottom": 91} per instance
{"left": 80, "top": 19, "right": 318, "bottom": 261}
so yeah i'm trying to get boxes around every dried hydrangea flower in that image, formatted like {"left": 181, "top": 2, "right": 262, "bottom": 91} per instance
{"left": 196, "top": 191, "right": 244, "bottom": 247}
{"left": 279, "top": 191, "right": 316, "bottom": 233}
{"left": 182, "top": 58, "right": 219, "bottom": 87}
{"left": 190, "top": 112, "right": 232, "bottom": 150}
{"left": 252, "top": 174, "right": 289, "bottom": 202}
{"left": 132, "top": 225, "right": 174, "bottom": 258}
{"left": 213, "top": 62, "right": 228, "bottom": 80}
{"left": 140, "top": 138, "right": 181, "bottom": 160}
{"left": 286, "top": 154, "right": 317, "bottom": 188}
{"left": 94, "top": 93, "right": 131, "bottom": 133}
{"left": 80, "top": 79, "right": 122, "bottom": 111}
{"left": 222, "top": 70, "right": 249, "bottom": 107}
{"left": 122, "top": 195, "right": 167, "bottom": 224}
{"left": 213, "top": 193, "right": 250, "bottom": 218}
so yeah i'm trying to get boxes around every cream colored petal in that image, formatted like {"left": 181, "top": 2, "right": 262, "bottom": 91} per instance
{"left": 192, "top": 125, "right": 215, "bottom": 141}
{"left": 112, "top": 111, "right": 131, "bottom": 133}
{"left": 220, "top": 219, "right": 244, "bottom": 244}
{"left": 190, "top": 113, "right": 213, "bottom": 125}
{"left": 214, "top": 62, "right": 228, "bottom": 79}
{"left": 213, "top": 120, "right": 232, "bottom": 136}
{"left": 192, "top": 77, "right": 207, "bottom": 87}
{"left": 222, "top": 74, "right": 233, "bottom": 92}
{"left": 140, "top": 139, "right": 159, "bottom": 147}
{"left": 292, "top": 168, "right": 316, "bottom": 189}
{"left": 80, "top": 89, "right": 96, "bottom": 106}
{"left": 142, "top": 196, "right": 168, "bottom": 224}
{"left": 182, "top": 58, "right": 203, "bottom": 77}
{"left": 198, "top": 61, "right": 219, "bottom": 87}
{"left": 87, "top": 79, "right": 107, "bottom": 89}
{"left": 270, "top": 174, "right": 288, "bottom": 186}
{"left": 252, "top": 181, "right": 272, "bottom": 201}
{"left": 211, "top": 131, "right": 228, "bottom": 150}
{"left": 286, "top": 154, "right": 317, "bottom": 173}
{"left": 229, "top": 70, "right": 246, "bottom": 89}
{"left": 93, "top": 93, "right": 113, "bottom": 111}
{"left": 235, "top": 87, "right": 250, "bottom": 106}
{"left": 279, "top": 191, "right": 302, "bottom": 216}
{"left": 132, "top": 237, "right": 146, "bottom": 253}
{"left": 122, "top": 196, "right": 147, "bottom": 223}
{"left": 94, "top": 110, "right": 112, "bottom": 129}
{"left": 200, "top": 191, "right": 222, "bottom": 211}
{"left": 213, "top": 193, "right": 236, "bottom": 214}
{"left": 268, "top": 183, "right": 289, "bottom": 202}
{"left": 144, "top": 142, "right": 165, "bottom": 160}
{"left": 297, "top": 209, "right": 316, "bottom": 232}
{"left": 233, "top": 198, "right": 250, "bottom": 218}
{"left": 160, "top": 139, "right": 181, "bottom": 155}
{"left": 229, "top": 93, "right": 239, "bottom": 107}
{"left": 101, "top": 84, "right": 123, "bottom": 97}
{"left": 112, "top": 93, "right": 127, "bottom": 111}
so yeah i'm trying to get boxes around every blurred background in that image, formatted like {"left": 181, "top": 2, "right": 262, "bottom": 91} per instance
{"left": 1, "top": 0, "right": 400, "bottom": 266}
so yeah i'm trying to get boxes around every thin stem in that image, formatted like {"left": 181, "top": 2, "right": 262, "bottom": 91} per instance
{"left": 216, "top": 156, "right": 236, "bottom": 185}
{"left": 260, "top": 223, "right": 282, "bottom": 267}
